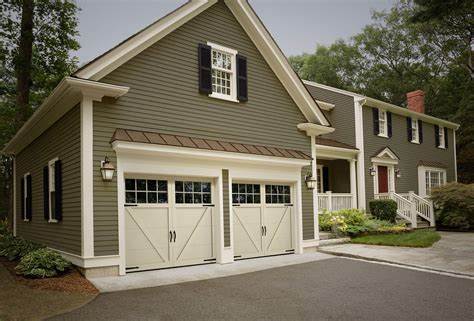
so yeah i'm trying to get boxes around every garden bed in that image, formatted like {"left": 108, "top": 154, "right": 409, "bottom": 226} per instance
{"left": 351, "top": 230, "right": 441, "bottom": 248}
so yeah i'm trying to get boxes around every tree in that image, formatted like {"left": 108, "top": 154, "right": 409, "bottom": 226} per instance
{"left": 0, "top": 0, "right": 80, "bottom": 220}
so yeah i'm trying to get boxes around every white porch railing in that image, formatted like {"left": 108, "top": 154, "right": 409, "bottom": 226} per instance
{"left": 318, "top": 192, "right": 354, "bottom": 212}
{"left": 375, "top": 191, "right": 435, "bottom": 227}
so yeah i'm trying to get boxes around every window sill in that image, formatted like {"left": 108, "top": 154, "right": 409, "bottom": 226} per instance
{"left": 23, "top": 219, "right": 30, "bottom": 222}
{"left": 411, "top": 140, "right": 420, "bottom": 144}
{"left": 48, "top": 219, "right": 58, "bottom": 224}
{"left": 209, "top": 93, "right": 239, "bottom": 103}
{"left": 437, "top": 146, "right": 446, "bottom": 149}
{"left": 377, "top": 133, "right": 389, "bottom": 138}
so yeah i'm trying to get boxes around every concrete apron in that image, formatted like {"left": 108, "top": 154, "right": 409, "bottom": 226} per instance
{"left": 89, "top": 252, "right": 333, "bottom": 292}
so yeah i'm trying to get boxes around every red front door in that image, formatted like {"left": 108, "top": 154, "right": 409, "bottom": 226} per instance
{"left": 378, "top": 166, "right": 388, "bottom": 193}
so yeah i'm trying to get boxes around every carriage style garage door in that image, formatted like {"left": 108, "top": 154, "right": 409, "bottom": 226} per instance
{"left": 232, "top": 183, "right": 294, "bottom": 259}
{"left": 125, "top": 178, "right": 215, "bottom": 272}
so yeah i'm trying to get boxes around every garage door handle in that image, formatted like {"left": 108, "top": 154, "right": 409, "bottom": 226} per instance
{"left": 261, "top": 226, "right": 264, "bottom": 236}
{"left": 173, "top": 230, "right": 176, "bottom": 242}
{"left": 264, "top": 226, "right": 267, "bottom": 236}
{"left": 169, "top": 231, "right": 173, "bottom": 242}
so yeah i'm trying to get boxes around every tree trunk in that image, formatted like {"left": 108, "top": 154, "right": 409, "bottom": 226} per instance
{"left": 15, "top": 0, "right": 34, "bottom": 129}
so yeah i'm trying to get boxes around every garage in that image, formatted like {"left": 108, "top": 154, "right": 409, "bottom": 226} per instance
{"left": 124, "top": 177, "right": 215, "bottom": 272}
{"left": 232, "top": 182, "right": 294, "bottom": 259}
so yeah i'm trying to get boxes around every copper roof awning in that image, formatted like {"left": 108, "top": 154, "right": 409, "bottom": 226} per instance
{"left": 418, "top": 160, "right": 448, "bottom": 168}
{"left": 316, "top": 137, "right": 358, "bottom": 150}
{"left": 111, "top": 129, "right": 312, "bottom": 160}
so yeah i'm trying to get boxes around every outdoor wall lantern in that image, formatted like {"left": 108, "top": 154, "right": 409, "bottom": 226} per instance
{"left": 395, "top": 168, "right": 402, "bottom": 178}
{"left": 369, "top": 166, "right": 376, "bottom": 176}
{"left": 100, "top": 156, "right": 115, "bottom": 182}
{"left": 305, "top": 175, "right": 317, "bottom": 190}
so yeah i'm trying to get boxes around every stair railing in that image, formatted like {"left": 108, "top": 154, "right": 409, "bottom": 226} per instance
{"left": 408, "top": 191, "right": 435, "bottom": 227}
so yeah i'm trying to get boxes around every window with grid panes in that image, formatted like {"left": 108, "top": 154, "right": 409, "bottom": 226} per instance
{"left": 232, "top": 183, "right": 261, "bottom": 204}
{"left": 125, "top": 179, "right": 168, "bottom": 204}
{"left": 265, "top": 184, "right": 291, "bottom": 204}
{"left": 175, "top": 181, "right": 212, "bottom": 204}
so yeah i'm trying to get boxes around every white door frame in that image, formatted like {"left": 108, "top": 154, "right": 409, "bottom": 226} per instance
{"left": 371, "top": 147, "right": 399, "bottom": 196}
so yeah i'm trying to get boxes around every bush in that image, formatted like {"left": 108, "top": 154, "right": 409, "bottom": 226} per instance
{"left": 15, "top": 248, "right": 71, "bottom": 278}
{"left": 431, "top": 182, "right": 474, "bottom": 230}
{"left": 369, "top": 199, "right": 397, "bottom": 222}
{"left": 0, "top": 237, "right": 44, "bottom": 261}
{"left": 0, "top": 218, "right": 9, "bottom": 236}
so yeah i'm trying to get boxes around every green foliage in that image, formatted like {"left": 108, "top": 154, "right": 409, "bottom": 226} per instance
{"left": 430, "top": 182, "right": 474, "bottom": 230}
{"left": 351, "top": 229, "right": 441, "bottom": 247}
{"left": 0, "top": 236, "right": 44, "bottom": 261}
{"left": 15, "top": 248, "right": 71, "bottom": 278}
{"left": 369, "top": 200, "right": 398, "bottom": 222}
{"left": 0, "top": 218, "right": 9, "bottom": 236}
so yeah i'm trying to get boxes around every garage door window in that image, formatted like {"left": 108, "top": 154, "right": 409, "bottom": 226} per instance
{"left": 175, "top": 181, "right": 212, "bottom": 204}
{"left": 125, "top": 179, "right": 168, "bottom": 204}
{"left": 265, "top": 185, "right": 291, "bottom": 204}
{"left": 232, "top": 184, "right": 260, "bottom": 204}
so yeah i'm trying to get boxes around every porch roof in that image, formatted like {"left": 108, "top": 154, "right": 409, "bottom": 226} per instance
{"left": 111, "top": 128, "right": 312, "bottom": 160}
{"left": 315, "top": 137, "right": 358, "bottom": 150}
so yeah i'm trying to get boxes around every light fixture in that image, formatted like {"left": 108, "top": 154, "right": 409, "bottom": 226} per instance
{"left": 305, "top": 175, "right": 317, "bottom": 190}
{"left": 369, "top": 166, "right": 376, "bottom": 176}
{"left": 395, "top": 168, "right": 401, "bottom": 178}
{"left": 100, "top": 156, "right": 115, "bottom": 182}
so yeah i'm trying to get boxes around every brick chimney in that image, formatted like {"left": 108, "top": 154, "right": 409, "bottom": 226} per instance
{"left": 406, "top": 90, "right": 425, "bottom": 114}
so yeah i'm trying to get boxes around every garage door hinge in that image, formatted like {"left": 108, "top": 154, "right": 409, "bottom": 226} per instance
{"left": 126, "top": 266, "right": 139, "bottom": 270}
{"left": 285, "top": 204, "right": 293, "bottom": 207}
{"left": 203, "top": 258, "right": 216, "bottom": 262}
{"left": 285, "top": 249, "right": 295, "bottom": 252}
{"left": 203, "top": 204, "right": 215, "bottom": 207}
{"left": 125, "top": 204, "right": 138, "bottom": 207}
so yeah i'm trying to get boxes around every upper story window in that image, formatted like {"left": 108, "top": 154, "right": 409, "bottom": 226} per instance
{"left": 438, "top": 126, "right": 446, "bottom": 148}
{"left": 411, "top": 118, "right": 419, "bottom": 143}
{"left": 44, "top": 158, "right": 62, "bottom": 223}
{"left": 22, "top": 173, "right": 32, "bottom": 222}
{"left": 378, "top": 109, "right": 388, "bottom": 137}
{"left": 208, "top": 43, "right": 237, "bottom": 102}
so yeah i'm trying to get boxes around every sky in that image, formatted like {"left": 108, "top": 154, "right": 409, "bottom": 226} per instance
{"left": 74, "top": 0, "right": 396, "bottom": 66}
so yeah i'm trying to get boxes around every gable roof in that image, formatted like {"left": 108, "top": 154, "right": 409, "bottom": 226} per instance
{"left": 372, "top": 146, "right": 399, "bottom": 160}
{"left": 74, "top": 0, "right": 329, "bottom": 126}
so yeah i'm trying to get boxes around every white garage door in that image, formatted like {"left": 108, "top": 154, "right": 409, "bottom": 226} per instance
{"left": 125, "top": 178, "right": 215, "bottom": 272}
{"left": 232, "top": 183, "right": 294, "bottom": 259}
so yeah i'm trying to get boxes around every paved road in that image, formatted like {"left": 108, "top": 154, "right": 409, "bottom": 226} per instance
{"left": 49, "top": 258, "right": 474, "bottom": 321}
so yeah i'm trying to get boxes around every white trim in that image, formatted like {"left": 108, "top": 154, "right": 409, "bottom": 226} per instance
{"left": 311, "top": 135, "right": 319, "bottom": 241}
{"left": 315, "top": 100, "right": 335, "bottom": 111}
{"left": 207, "top": 41, "right": 239, "bottom": 103}
{"left": 112, "top": 141, "right": 311, "bottom": 167}
{"left": 297, "top": 123, "right": 334, "bottom": 136}
{"left": 53, "top": 248, "right": 120, "bottom": 269}
{"left": 22, "top": 172, "right": 31, "bottom": 222}
{"left": 410, "top": 118, "right": 420, "bottom": 144}
{"left": 438, "top": 126, "right": 446, "bottom": 149}
{"left": 373, "top": 164, "right": 395, "bottom": 195}
{"left": 81, "top": 97, "right": 94, "bottom": 258}
{"left": 377, "top": 109, "right": 388, "bottom": 138}
{"left": 349, "top": 159, "right": 357, "bottom": 208}
{"left": 315, "top": 144, "right": 358, "bottom": 160}
{"left": 2, "top": 77, "right": 129, "bottom": 155}
{"left": 453, "top": 131, "right": 458, "bottom": 182}
{"left": 354, "top": 98, "right": 366, "bottom": 209}
{"left": 418, "top": 166, "right": 447, "bottom": 198}
{"left": 12, "top": 158, "right": 16, "bottom": 236}
{"left": 303, "top": 80, "right": 459, "bottom": 130}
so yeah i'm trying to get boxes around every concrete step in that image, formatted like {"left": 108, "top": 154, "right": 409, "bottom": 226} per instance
{"left": 319, "top": 232, "right": 336, "bottom": 240}
{"left": 318, "top": 237, "right": 350, "bottom": 247}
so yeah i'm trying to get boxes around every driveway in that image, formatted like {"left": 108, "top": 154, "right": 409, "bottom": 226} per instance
{"left": 320, "top": 232, "right": 474, "bottom": 276}
{"left": 49, "top": 258, "right": 474, "bottom": 321}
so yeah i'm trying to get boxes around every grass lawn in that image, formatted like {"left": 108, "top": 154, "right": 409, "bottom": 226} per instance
{"left": 351, "top": 230, "right": 441, "bottom": 248}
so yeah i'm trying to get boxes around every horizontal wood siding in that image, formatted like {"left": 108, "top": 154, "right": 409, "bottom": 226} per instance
{"left": 363, "top": 107, "right": 456, "bottom": 207}
{"left": 301, "top": 166, "right": 314, "bottom": 240}
{"left": 222, "top": 169, "right": 230, "bottom": 247}
{"left": 92, "top": 1, "right": 311, "bottom": 255}
{"left": 305, "top": 85, "right": 356, "bottom": 147}
{"left": 16, "top": 106, "right": 81, "bottom": 255}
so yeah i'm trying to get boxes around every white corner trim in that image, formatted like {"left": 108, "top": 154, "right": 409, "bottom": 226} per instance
{"left": 112, "top": 141, "right": 311, "bottom": 167}
{"left": 81, "top": 96, "right": 94, "bottom": 258}
{"left": 354, "top": 97, "right": 366, "bottom": 209}
{"left": 297, "top": 123, "right": 335, "bottom": 136}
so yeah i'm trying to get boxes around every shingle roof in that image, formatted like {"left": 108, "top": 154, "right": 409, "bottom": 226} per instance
{"left": 111, "top": 129, "right": 312, "bottom": 160}
{"left": 418, "top": 160, "right": 448, "bottom": 168}
{"left": 315, "top": 137, "right": 358, "bottom": 150}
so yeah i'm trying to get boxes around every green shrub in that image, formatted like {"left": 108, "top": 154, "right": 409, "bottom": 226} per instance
{"left": 369, "top": 199, "right": 397, "bottom": 222}
{"left": 15, "top": 248, "right": 71, "bottom": 278}
{"left": 431, "top": 183, "right": 474, "bottom": 230}
{"left": 0, "top": 218, "right": 9, "bottom": 236}
{"left": 0, "top": 237, "right": 44, "bottom": 261}
{"left": 318, "top": 211, "right": 333, "bottom": 231}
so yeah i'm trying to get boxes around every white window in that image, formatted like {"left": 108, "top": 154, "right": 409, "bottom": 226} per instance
{"left": 424, "top": 168, "right": 446, "bottom": 196}
{"left": 48, "top": 158, "right": 58, "bottom": 222}
{"left": 208, "top": 42, "right": 238, "bottom": 102}
{"left": 411, "top": 118, "right": 419, "bottom": 143}
{"left": 23, "top": 173, "right": 30, "bottom": 221}
{"left": 378, "top": 109, "right": 388, "bottom": 137}
{"left": 438, "top": 126, "right": 445, "bottom": 148}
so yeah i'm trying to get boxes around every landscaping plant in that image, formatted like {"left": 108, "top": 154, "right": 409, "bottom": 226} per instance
{"left": 369, "top": 199, "right": 397, "bottom": 222}
{"left": 15, "top": 248, "right": 71, "bottom": 278}
{"left": 431, "top": 183, "right": 474, "bottom": 231}
{"left": 0, "top": 236, "right": 44, "bottom": 261}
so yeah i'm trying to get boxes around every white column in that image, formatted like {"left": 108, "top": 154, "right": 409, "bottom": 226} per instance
{"left": 311, "top": 135, "right": 319, "bottom": 241}
{"left": 81, "top": 96, "right": 94, "bottom": 258}
{"left": 349, "top": 159, "right": 357, "bottom": 208}
{"left": 354, "top": 98, "right": 366, "bottom": 209}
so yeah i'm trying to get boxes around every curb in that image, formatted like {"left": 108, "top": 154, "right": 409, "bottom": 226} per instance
{"left": 318, "top": 249, "right": 474, "bottom": 279}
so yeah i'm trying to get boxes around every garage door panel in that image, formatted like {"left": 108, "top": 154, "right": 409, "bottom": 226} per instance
{"left": 265, "top": 206, "right": 293, "bottom": 254}
{"left": 233, "top": 206, "right": 263, "bottom": 258}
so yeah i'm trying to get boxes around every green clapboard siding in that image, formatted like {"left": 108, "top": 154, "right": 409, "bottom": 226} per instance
{"left": 15, "top": 106, "right": 81, "bottom": 255}
{"left": 363, "top": 107, "right": 456, "bottom": 207}
{"left": 92, "top": 1, "right": 313, "bottom": 255}
{"left": 301, "top": 166, "right": 314, "bottom": 240}
{"left": 222, "top": 169, "right": 230, "bottom": 247}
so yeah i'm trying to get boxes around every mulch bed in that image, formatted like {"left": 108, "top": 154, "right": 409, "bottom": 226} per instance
{"left": 0, "top": 257, "right": 98, "bottom": 295}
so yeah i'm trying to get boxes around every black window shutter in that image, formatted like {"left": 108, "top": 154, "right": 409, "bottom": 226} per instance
{"left": 372, "top": 108, "right": 379, "bottom": 135}
{"left": 322, "top": 166, "right": 329, "bottom": 192}
{"left": 444, "top": 127, "right": 448, "bottom": 148}
{"left": 26, "top": 175, "right": 32, "bottom": 220}
{"left": 43, "top": 166, "right": 49, "bottom": 220}
{"left": 198, "top": 44, "right": 212, "bottom": 94}
{"left": 21, "top": 177, "right": 25, "bottom": 220}
{"left": 418, "top": 120, "right": 423, "bottom": 143}
{"left": 387, "top": 112, "right": 392, "bottom": 137}
{"left": 435, "top": 125, "right": 440, "bottom": 147}
{"left": 236, "top": 54, "right": 248, "bottom": 102}
{"left": 54, "top": 160, "right": 62, "bottom": 221}
{"left": 406, "top": 117, "right": 412, "bottom": 142}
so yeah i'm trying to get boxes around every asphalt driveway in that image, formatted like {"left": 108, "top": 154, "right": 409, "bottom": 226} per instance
{"left": 49, "top": 257, "right": 474, "bottom": 321}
